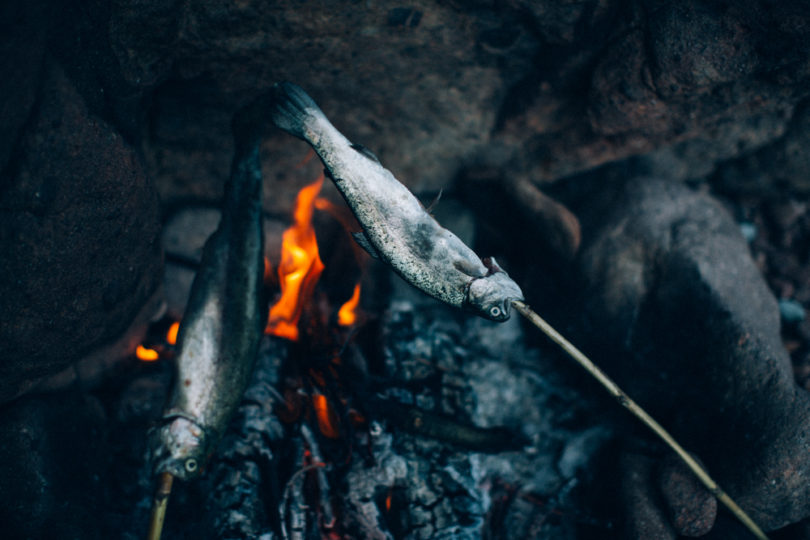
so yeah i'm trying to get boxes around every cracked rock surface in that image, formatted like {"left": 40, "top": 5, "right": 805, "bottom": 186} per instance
{"left": 568, "top": 177, "right": 810, "bottom": 532}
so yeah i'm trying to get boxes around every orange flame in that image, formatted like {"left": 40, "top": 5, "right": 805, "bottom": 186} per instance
{"left": 313, "top": 393, "right": 341, "bottom": 439}
{"left": 136, "top": 345, "right": 159, "bottom": 362}
{"left": 337, "top": 283, "right": 362, "bottom": 326}
{"left": 166, "top": 321, "right": 180, "bottom": 346}
{"left": 265, "top": 175, "right": 326, "bottom": 341}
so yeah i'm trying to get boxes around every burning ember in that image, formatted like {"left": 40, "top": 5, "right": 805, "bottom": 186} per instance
{"left": 265, "top": 175, "right": 326, "bottom": 341}
{"left": 136, "top": 344, "right": 159, "bottom": 362}
{"left": 136, "top": 321, "right": 180, "bottom": 362}
{"left": 166, "top": 321, "right": 179, "bottom": 346}
{"left": 312, "top": 393, "right": 341, "bottom": 439}
{"left": 337, "top": 283, "right": 361, "bottom": 327}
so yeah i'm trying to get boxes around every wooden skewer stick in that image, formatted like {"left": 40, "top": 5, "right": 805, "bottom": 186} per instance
{"left": 146, "top": 472, "right": 174, "bottom": 540}
{"left": 510, "top": 300, "right": 768, "bottom": 540}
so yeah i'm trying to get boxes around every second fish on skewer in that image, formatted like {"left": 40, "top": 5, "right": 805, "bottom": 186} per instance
{"left": 146, "top": 103, "right": 268, "bottom": 540}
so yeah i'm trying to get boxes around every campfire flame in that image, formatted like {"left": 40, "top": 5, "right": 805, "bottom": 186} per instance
{"left": 312, "top": 393, "right": 341, "bottom": 439}
{"left": 337, "top": 283, "right": 362, "bottom": 327}
{"left": 136, "top": 321, "right": 180, "bottom": 362}
{"left": 136, "top": 345, "right": 159, "bottom": 362}
{"left": 265, "top": 175, "right": 326, "bottom": 341}
{"left": 166, "top": 321, "right": 180, "bottom": 346}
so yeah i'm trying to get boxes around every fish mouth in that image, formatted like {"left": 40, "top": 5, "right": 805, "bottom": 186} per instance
{"left": 501, "top": 299, "right": 515, "bottom": 319}
{"left": 149, "top": 416, "right": 209, "bottom": 480}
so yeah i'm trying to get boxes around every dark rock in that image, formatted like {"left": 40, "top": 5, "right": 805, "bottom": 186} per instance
{"left": 0, "top": 63, "right": 162, "bottom": 403}
{"left": 656, "top": 454, "right": 717, "bottom": 537}
{"left": 570, "top": 177, "right": 810, "bottom": 530}
{"left": 109, "top": 0, "right": 184, "bottom": 87}
{"left": 123, "top": 0, "right": 527, "bottom": 201}
{"left": 5, "top": 0, "right": 809, "bottom": 217}
{"left": 580, "top": 1, "right": 810, "bottom": 185}
{"left": 647, "top": 1, "right": 760, "bottom": 95}
{"left": 504, "top": 176, "right": 582, "bottom": 261}
{"left": 588, "top": 28, "right": 670, "bottom": 137}
{"left": 107, "top": 0, "right": 810, "bottom": 206}
{"left": 0, "top": 392, "right": 107, "bottom": 539}
{"left": 715, "top": 102, "right": 810, "bottom": 196}
{"left": 619, "top": 452, "right": 677, "bottom": 540}
{"left": 0, "top": 0, "right": 51, "bottom": 171}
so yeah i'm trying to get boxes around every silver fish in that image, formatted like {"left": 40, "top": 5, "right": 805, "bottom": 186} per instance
{"left": 149, "top": 111, "right": 266, "bottom": 480}
{"left": 268, "top": 82, "right": 524, "bottom": 321}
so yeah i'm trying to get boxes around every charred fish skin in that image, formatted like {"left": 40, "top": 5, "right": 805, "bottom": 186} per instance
{"left": 149, "top": 109, "right": 266, "bottom": 481}
{"left": 268, "top": 82, "right": 523, "bottom": 321}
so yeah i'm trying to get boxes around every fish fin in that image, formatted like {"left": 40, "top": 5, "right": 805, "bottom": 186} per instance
{"left": 350, "top": 143, "right": 381, "bottom": 163}
{"left": 352, "top": 231, "right": 381, "bottom": 259}
{"left": 425, "top": 188, "right": 443, "bottom": 214}
{"left": 268, "top": 82, "right": 326, "bottom": 140}
{"left": 454, "top": 258, "right": 486, "bottom": 278}
{"left": 482, "top": 256, "right": 504, "bottom": 276}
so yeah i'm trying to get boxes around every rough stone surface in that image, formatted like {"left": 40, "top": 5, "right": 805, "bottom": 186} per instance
{"left": 0, "top": 63, "right": 162, "bottom": 403}
{"left": 0, "top": 0, "right": 50, "bottom": 171}
{"left": 0, "top": 392, "right": 107, "bottom": 539}
{"left": 569, "top": 177, "right": 810, "bottom": 530}
{"left": 714, "top": 102, "right": 810, "bottom": 196}
{"left": 656, "top": 454, "right": 717, "bottom": 537}
{"left": 619, "top": 453, "right": 677, "bottom": 540}
{"left": 96, "top": 0, "right": 810, "bottom": 207}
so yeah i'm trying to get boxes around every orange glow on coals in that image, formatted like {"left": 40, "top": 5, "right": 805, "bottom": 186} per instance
{"left": 136, "top": 345, "right": 159, "bottom": 362}
{"left": 337, "top": 283, "right": 362, "bottom": 326}
{"left": 265, "top": 175, "right": 326, "bottom": 341}
{"left": 313, "top": 393, "right": 341, "bottom": 439}
{"left": 263, "top": 256, "right": 273, "bottom": 284}
{"left": 166, "top": 321, "right": 180, "bottom": 346}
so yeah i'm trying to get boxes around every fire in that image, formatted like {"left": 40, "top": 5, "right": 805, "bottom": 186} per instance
{"left": 136, "top": 345, "right": 159, "bottom": 362}
{"left": 337, "top": 283, "right": 362, "bottom": 326}
{"left": 265, "top": 175, "right": 326, "bottom": 340}
{"left": 312, "top": 393, "right": 341, "bottom": 439}
{"left": 166, "top": 321, "right": 180, "bottom": 346}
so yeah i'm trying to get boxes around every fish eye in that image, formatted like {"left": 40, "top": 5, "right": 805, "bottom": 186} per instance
{"left": 490, "top": 306, "right": 501, "bottom": 318}
{"left": 185, "top": 459, "right": 198, "bottom": 473}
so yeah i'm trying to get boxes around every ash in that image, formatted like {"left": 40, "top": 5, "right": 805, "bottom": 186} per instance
{"left": 130, "top": 295, "right": 613, "bottom": 539}
{"left": 340, "top": 300, "right": 613, "bottom": 539}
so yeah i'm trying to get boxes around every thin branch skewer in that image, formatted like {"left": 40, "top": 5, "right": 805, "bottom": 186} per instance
{"left": 146, "top": 472, "right": 174, "bottom": 540}
{"left": 511, "top": 300, "right": 768, "bottom": 540}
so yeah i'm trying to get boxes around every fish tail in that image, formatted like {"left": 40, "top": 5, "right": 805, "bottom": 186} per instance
{"left": 268, "top": 82, "right": 326, "bottom": 141}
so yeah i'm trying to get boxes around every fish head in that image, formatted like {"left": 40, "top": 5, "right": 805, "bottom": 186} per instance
{"left": 466, "top": 270, "right": 524, "bottom": 322}
{"left": 149, "top": 415, "right": 211, "bottom": 481}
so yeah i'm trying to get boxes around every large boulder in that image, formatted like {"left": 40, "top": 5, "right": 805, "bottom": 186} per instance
{"left": 0, "top": 63, "right": 162, "bottom": 403}
{"left": 570, "top": 178, "right": 810, "bottom": 530}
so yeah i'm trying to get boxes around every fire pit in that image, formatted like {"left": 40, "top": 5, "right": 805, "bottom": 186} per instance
{"left": 3, "top": 2, "right": 810, "bottom": 539}
{"left": 132, "top": 158, "right": 615, "bottom": 539}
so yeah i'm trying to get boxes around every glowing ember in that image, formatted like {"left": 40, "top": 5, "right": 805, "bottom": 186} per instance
{"left": 136, "top": 345, "right": 159, "bottom": 362}
{"left": 265, "top": 175, "right": 326, "bottom": 341}
{"left": 385, "top": 492, "right": 392, "bottom": 512}
{"left": 312, "top": 393, "right": 341, "bottom": 439}
{"left": 263, "top": 257, "right": 273, "bottom": 284}
{"left": 313, "top": 196, "right": 338, "bottom": 214}
{"left": 337, "top": 283, "right": 362, "bottom": 326}
{"left": 166, "top": 321, "right": 180, "bottom": 346}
